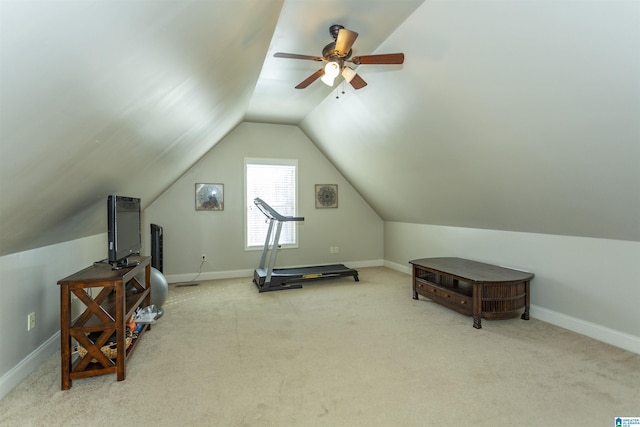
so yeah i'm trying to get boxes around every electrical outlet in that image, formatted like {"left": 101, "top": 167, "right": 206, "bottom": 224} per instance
{"left": 201, "top": 254, "right": 207, "bottom": 262}
{"left": 27, "top": 312, "right": 36, "bottom": 331}
{"left": 334, "top": 246, "right": 339, "bottom": 253}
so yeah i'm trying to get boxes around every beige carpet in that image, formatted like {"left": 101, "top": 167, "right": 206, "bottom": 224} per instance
{"left": 1, "top": 267, "right": 639, "bottom": 426}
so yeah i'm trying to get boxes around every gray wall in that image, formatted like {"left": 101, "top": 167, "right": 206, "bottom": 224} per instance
{"left": 0, "top": 234, "right": 106, "bottom": 397}
{"left": 384, "top": 222, "right": 640, "bottom": 350}
{"left": 143, "top": 122, "right": 384, "bottom": 280}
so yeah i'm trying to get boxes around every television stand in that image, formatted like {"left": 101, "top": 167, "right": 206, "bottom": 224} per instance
{"left": 58, "top": 255, "right": 151, "bottom": 389}
{"left": 410, "top": 257, "right": 534, "bottom": 328}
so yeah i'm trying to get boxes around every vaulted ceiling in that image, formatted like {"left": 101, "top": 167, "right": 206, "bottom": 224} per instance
{"left": 1, "top": 0, "right": 638, "bottom": 257}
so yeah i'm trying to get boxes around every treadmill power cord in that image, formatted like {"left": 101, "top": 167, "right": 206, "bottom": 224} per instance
{"left": 175, "top": 258, "right": 204, "bottom": 287}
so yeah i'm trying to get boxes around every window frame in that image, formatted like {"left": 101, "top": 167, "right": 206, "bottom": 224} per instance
{"left": 244, "top": 157, "right": 299, "bottom": 251}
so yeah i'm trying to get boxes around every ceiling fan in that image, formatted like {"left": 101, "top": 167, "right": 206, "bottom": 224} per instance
{"left": 274, "top": 24, "right": 404, "bottom": 90}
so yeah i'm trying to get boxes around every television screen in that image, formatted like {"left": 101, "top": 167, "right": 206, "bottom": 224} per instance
{"left": 107, "top": 195, "right": 141, "bottom": 268}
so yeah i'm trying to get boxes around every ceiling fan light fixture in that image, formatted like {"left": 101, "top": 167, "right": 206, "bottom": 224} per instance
{"left": 342, "top": 66, "right": 356, "bottom": 83}
{"left": 321, "top": 61, "right": 340, "bottom": 86}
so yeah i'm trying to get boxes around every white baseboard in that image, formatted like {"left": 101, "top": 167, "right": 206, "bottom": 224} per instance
{"left": 0, "top": 332, "right": 59, "bottom": 400}
{"left": 346, "top": 259, "right": 385, "bottom": 269}
{"left": 530, "top": 305, "right": 639, "bottom": 354}
{"left": 383, "top": 260, "right": 412, "bottom": 274}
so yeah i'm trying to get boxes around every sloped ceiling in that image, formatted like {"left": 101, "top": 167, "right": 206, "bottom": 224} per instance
{"left": 301, "top": 1, "right": 640, "bottom": 241}
{"left": 1, "top": 0, "right": 638, "bottom": 257}
{"left": 0, "top": 0, "right": 283, "bottom": 256}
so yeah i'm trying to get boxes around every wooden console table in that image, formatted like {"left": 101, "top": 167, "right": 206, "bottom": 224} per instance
{"left": 58, "top": 256, "right": 151, "bottom": 390}
{"left": 410, "top": 257, "right": 534, "bottom": 328}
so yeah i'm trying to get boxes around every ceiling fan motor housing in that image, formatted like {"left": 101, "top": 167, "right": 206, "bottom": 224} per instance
{"left": 323, "top": 42, "right": 350, "bottom": 61}
{"left": 329, "top": 24, "right": 344, "bottom": 39}
{"left": 324, "top": 24, "right": 352, "bottom": 60}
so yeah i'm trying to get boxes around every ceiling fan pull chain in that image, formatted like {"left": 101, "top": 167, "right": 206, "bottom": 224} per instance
{"left": 335, "top": 82, "right": 346, "bottom": 100}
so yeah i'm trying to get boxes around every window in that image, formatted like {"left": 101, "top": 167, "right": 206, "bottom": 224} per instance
{"left": 245, "top": 158, "right": 298, "bottom": 249}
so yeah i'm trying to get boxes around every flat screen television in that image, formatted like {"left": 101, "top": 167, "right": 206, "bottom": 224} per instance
{"left": 107, "top": 195, "right": 142, "bottom": 269}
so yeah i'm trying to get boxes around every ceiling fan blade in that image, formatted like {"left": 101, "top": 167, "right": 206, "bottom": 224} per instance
{"left": 274, "top": 52, "right": 324, "bottom": 62}
{"left": 349, "top": 73, "right": 367, "bottom": 90}
{"left": 351, "top": 53, "right": 404, "bottom": 65}
{"left": 295, "top": 68, "right": 325, "bottom": 89}
{"left": 335, "top": 28, "right": 358, "bottom": 56}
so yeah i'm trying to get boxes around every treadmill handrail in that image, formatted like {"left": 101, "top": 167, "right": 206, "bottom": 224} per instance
{"left": 253, "top": 198, "right": 304, "bottom": 222}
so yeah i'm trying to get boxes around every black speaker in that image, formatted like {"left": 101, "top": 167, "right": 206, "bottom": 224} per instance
{"left": 150, "top": 224, "right": 163, "bottom": 273}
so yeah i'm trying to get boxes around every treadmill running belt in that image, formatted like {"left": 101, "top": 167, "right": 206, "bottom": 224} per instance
{"left": 254, "top": 264, "right": 359, "bottom": 292}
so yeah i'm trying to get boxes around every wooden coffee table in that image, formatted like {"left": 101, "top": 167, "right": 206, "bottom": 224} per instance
{"left": 410, "top": 257, "right": 534, "bottom": 328}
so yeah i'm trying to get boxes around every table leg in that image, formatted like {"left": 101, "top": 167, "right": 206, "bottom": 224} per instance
{"left": 521, "top": 280, "right": 531, "bottom": 320}
{"left": 412, "top": 268, "right": 418, "bottom": 300}
{"left": 60, "top": 286, "right": 72, "bottom": 390}
{"left": 115, "top": 282, "right": 126, "bottom": 381}
{"left": 473, "top": 283, "right": 482, "bottom": 329}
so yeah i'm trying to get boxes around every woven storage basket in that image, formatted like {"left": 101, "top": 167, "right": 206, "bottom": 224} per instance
{"left": 77, "top": 335, "right": 133, "bottom": 362}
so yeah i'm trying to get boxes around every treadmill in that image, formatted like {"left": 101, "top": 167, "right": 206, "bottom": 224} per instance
{"left": 252, "top": 197, "right": 359, "bottom": 292}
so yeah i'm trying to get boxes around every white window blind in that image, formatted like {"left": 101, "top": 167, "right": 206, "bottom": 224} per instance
{"left": 245, "top": 158, "right": 298, "bottom": 249}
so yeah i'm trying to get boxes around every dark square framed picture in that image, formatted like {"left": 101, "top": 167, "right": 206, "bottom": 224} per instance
{"left": 195, "top": 183, "right": 224, "bottom": 211}
{"left": 315, "top": 184, "right": 338, "bottom": 208}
